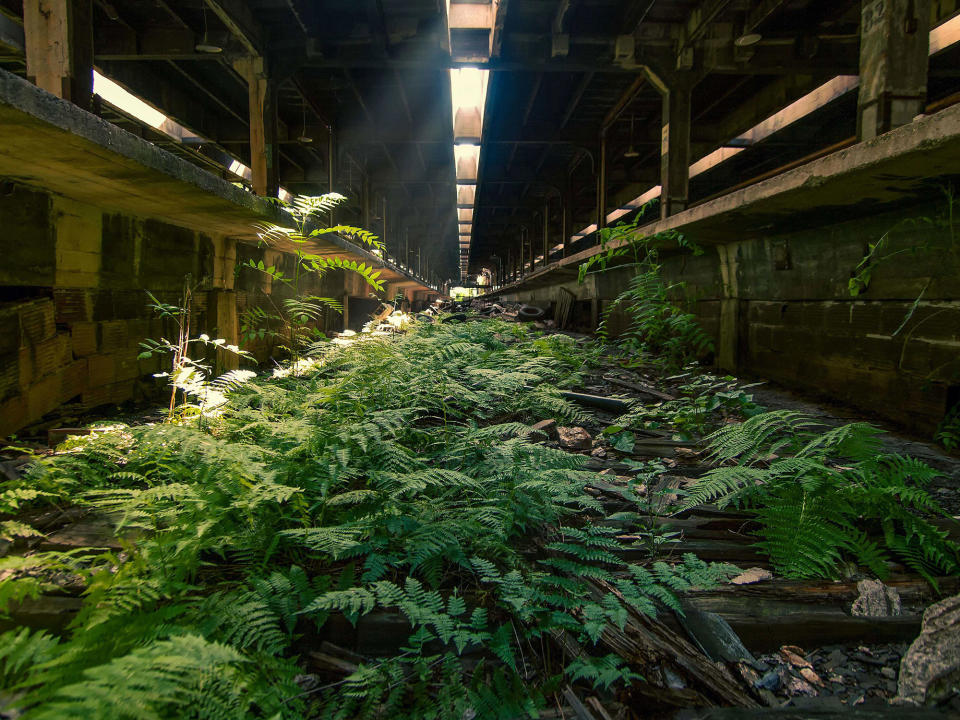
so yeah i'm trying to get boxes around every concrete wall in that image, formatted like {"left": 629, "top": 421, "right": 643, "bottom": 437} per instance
{"left": 499, "top": 199, "right": 960, "bottom": 434}
{"left": 727, "top": 201, "right": 959, "bottom": 433}
{"left": 0, "top": 179, "right": 346, "bottom": 437}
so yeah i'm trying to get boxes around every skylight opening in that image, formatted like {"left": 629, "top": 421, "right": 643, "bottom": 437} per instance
{"left": 450, "top": 68, "right": 489, "bottom": 124}
{"left": 93, "top": 72, "right": 166, "bottom": 129}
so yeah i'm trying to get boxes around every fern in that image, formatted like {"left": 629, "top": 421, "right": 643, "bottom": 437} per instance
{"left": 0, "top": 628, "right": 60, "bottom": 687}
{"left": 0, "top": 320, "right": 749, "bottom": 717}
{"left": 685, "top": 411, "right": 960, "bottom": 581}
{"left": 25, "top": 635, "right": 249, "bottom": 720}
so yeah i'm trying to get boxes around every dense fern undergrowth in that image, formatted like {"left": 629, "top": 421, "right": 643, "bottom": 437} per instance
{"left": 0, "top": 319, "right": 957, "bottom": 719}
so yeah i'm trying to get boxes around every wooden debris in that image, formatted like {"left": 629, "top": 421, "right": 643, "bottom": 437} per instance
{"left": 555, "top": 288, "right": 574, "bottom": 330}
{"left": 583, "top": 696, "right": 615, "bottom": 720}
{"left": 589, "top": 578, "right": 759, "bottom": 709}
{"left": 560, "top": 391, "right": 633, "bottom": 413}
{"left": 561, "top": 686, "right": 599, "bottom": 720}
{"left": 602, "top": 375, "right": 677, "bottom": 402}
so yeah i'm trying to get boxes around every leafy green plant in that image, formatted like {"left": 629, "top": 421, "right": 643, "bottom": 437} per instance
{"left": 244, "top": 193, "right": 384, "bottom": 360}
{"left": 848, "top": 185, "right": 960, "bottom": 444}
{"left": 0, "top": 320, "right": 736, "bottom": 719}
{"left": 849, "top": 184, "right": 958, "bottom": 299}
{"left": 683, "top": 410, "right": 960, "bottom": 584}
{"left": 936, "top": 407, "right": 960, "bottom": 452}
{"left": 613, "top": 368, "right": 764, "bottom": 441}
{"left": 137, "top": 281, "right": 253, "bottom": 422}
{"left": 577, "top": 211, "right": 713, "bottom": 371}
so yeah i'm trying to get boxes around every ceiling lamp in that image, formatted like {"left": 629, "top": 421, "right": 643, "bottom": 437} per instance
{"left": 623, "top": 115, "right": 639, "bottom": 158}
{"left": 195, "top": 6, "right": 223, "bottom": 53}
{"left": 298, "top": 103, "right": 313, "bottom": 144}
{"left": 734, "top": 32, "right": 762, "bottom": 47}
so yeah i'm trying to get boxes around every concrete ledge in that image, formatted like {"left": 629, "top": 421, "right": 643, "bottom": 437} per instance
{"left": 0, "top": 69, "right": 435, "bottom": 293}
{"left": 493, "top": 101, "right": 960, "bottom": 295}
{"left": 0, "top": 69, "right": 280, "bottom": 238}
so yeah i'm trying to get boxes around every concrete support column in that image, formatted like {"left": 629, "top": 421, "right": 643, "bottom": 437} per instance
{"left": 716, "top": 243, "right": 740, "bottom": 373}
{"left": 208, "top": 290, "right": 239, "bottom": 373}
{"left": 234, "top": 57, "right": 279, "bottom": 198}
{"left": 658, "top": 73, "right": 693, "bottom": 220}
{"left": 519, "top": 228, "right": 526, "bottom": 277}
{"left": 857, "top": 0, "right": 930, "bottom": 141}
{"left": 596, "top": 132, "right": 607, "bottom": 231}
{"left": 23, "top": 0, "right": 93, "bottom": 111}
{"left": 327, "top": 128, "right": 336, "bottom": 224}
{"left": 542, "top": 200, "right": 549, "bottom": 267}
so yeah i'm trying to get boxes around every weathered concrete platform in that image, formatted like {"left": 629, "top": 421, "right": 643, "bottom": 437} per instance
{"left": 488, "top": 104, "right": 960, "bottom": 435}
{"left": 0, "top": 69, "right": 439, "bottom": 437}
{"left": 494, "top": 101, "right": 960, "bottom": 293}
{"left": 0, "top": 68, "right": 430, "bottom": 294}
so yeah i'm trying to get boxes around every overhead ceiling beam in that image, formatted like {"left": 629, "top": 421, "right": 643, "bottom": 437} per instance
{"left": 301, "top": 50, "right": 848, "bottom": 73}
{"left": 745, "top": 0, "right": 788, "bottom": 33}
{"left": 559, "top": 72, "right": 593, "bottom": 128}
{"left": 368, "top": 0, "right": 391, "bottom": 57}
{"left": 203, "top": 0, "right": 263, "bottom": 56}
{"left": 522, "top": 72, "right": 543, "bottom": 127}
{"left": 601, "top": 76, "right": 645, "bottom": 131}
{"left": 152, "top": 0, "right": 191, "bottom": 29}
{"left": 0, "top": 11, "right": 25, "bottom": 55}
{"left": 490, "top": 0, "right": 509, "bottom": 57}
{"left": 679, "top": 0, "right": 734, "bottom": 53}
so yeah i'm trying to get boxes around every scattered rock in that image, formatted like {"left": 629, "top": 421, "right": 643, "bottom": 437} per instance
{"left": 730, "top": 567, "right": 774, "bottom": 585}
{"left": 800, "top": 667, "right": 824, "bottom": 687}
{"left": 590, "top": 447, "right": 607, "bottom": 459}
{"left": 851, "top": 579, "right": 902, "bottom": 618}
{"left": 755, "top": 669, "right": 781, "bottom": 691}
{"left": 823, "top": 649, "right": 847, "bottom": 671}
{"left": 785, "top": 675, "right": 818, "bottom": 696}
{"left": 530, "top": 418, "right": 559, "bottom": 440}
{"left": 780, "top": 646, "right": 813, "bottom": 670}
{"left": 898, "top": 593, "right": 960, "bottom": 705}
{"left": 558, "top": 426, "right": 592, "bottom": 450}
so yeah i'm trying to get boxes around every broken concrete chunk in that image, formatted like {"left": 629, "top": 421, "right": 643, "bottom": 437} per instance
{"left": 785, "top": 675, "right": 818, "bottom": 696}
{"left": 780, "top": 646, "right": 813, "bottom": 670}
{"left": 851, "top": 579, "right": 902, "bottom": 618}
{"left": 530, "top": 418, "right": 559, "bottom": 440}
{"left": 558, "top": 426, "right": 592, "bottom": 450}
{"left": 730, "top": 567, "right": 774, "bottom": 585}
{"left": 898, "top": 592, "right": 960, "bottom": 705}
{"left": 799, "top": 666, "right": 824, "bottom": 687}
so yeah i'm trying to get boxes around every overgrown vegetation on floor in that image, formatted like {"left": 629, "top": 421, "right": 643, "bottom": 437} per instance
{"left": 0, "top": 315, "right": 957, "bottom": 718}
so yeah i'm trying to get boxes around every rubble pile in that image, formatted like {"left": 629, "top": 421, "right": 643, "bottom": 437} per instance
{"left": 435, "top": 298, "right": 550, "bottom": 325}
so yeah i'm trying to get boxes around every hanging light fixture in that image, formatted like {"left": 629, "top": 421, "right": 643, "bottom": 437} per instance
{"left": 195, "top": 5, "right": 223, "bottom": 54}
{"left": 298, "top": 103, "right": 313, "bottom": 143}
{"left": 623, "top": 115, "right": 640, "bottom": 158}
{"left": 734, "top": 32, "right": 763, "bottom": 47}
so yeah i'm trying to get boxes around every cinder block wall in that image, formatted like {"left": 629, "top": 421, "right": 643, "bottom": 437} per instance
{"left": 500, "top": 199, "right": 960, "bottom": 435}
{"left": 0, "top": 180, "right": 343, "bottom": 437}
